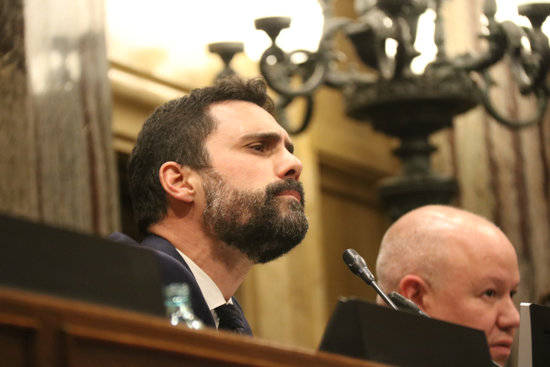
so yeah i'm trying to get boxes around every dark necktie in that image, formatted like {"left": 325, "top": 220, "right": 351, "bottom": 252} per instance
{"left": 215, "top": 303, "right": 250, "bottom": 335}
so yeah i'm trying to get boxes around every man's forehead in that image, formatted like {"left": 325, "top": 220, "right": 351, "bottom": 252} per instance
{"left": 444, "top": 228, "right": 519, "bottom": 274}
{"left": 207, "top": 100, "right": 292, "bottom": 144}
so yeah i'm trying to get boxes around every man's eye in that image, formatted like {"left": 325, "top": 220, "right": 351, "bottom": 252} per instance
{"left": 483, "top": 289, "right": 497, "bottom": 298}
{"left": 249, "top": 143, "right": 266, "bottom": 152}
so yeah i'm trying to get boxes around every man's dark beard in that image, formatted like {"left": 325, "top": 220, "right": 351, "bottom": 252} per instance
{"left": 201, "top": 171, "right": 308, "bottom": 264}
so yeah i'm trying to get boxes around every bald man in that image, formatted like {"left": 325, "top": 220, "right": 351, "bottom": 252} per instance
{"left": 375, "top": 205, "right": 520, "bottom": 367}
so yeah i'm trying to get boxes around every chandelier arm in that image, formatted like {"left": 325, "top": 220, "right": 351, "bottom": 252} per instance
{"left": 258, "top": 46, "right": 329, "bottom": 98}
{"left": 453, "top": 10, "right": 536, "bottom": 74}
{"left": 274, "top": 95, "right": 315, "bottom": 135}
{"left": 525, "top": 26, "right": 550, "bottom": 91}
{"left": 323, "top": 16, "right": 353, "bottom": 38}
{"left": 455, "top": 44, "right": 506, "bottom": 73}
{"left": 325, "top": 69, "right": 368, "bottom": 89}
{"left": 257, "top": 14, "right": 353, "bottom": 99}
{"left": 479, "top": 73, "right": 547, "bottom": 129}
{"left": 452, "top": 25, "right": 507, "bottom": 72}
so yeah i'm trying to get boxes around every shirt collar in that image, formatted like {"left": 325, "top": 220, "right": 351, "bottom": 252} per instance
{"left": 176, "top": 249, "right": 232, "bottom": 310}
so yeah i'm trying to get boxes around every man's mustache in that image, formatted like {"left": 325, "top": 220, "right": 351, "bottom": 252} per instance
{"left": 265, "top": 179, "right": 305, "bottom": 206}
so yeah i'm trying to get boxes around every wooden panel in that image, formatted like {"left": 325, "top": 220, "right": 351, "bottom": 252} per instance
{"left": 64, "top": 326, "right": 236, "bottom": 367}
{"left": 319, "top": 163, "right": 390, "bottom": 310}
{"left": 0, "top": 287, "right": 387, "bottom": 367}
{"left": 0, "top": 314, "right": 38, "bottom": 367}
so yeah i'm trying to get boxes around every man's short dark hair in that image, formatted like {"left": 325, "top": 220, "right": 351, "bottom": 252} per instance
{"left": 128, "top": 77, "right": 274, "bottom": 235}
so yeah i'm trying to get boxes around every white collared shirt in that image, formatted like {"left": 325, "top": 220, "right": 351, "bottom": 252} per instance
{"left": 176, "top": 249, "right": 232, "bottom": 327}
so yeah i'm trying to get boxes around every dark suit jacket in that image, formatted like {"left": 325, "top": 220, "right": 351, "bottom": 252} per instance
{"left": 108, "top": 232, "right": 252, "bottom": 334}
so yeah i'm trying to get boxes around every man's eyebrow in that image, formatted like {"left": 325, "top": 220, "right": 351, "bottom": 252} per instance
{"left": 241, "top": 132, "right": 295, "bottom": 153}
{"left": 482, "top": 276, "right": 519, "bottom": 289}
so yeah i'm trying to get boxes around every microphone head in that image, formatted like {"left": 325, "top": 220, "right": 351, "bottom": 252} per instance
{"left": 342, "top": 248, "right": 361, "bottom": 274}
{"left": 342, "top": 248, "right": 375, "bottom": 282}
{"left": 343, "top": 248, "right": 397, "bottom": 309}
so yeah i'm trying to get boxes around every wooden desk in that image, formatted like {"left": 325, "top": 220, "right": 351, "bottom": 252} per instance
{"left": 0, "top": 287, "right": 388, "bottom": 367}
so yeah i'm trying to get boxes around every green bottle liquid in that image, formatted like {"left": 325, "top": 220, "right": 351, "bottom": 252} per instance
{"left": 163, "top": 283, "right": 204, "bottom": 330}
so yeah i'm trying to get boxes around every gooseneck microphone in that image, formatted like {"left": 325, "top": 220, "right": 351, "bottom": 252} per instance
{"left": 342, "top": 248, "right": 398, "bottom": 310}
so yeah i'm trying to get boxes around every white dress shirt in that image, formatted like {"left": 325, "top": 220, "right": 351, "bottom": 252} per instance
{"left": 176, "top": 249, "right": 232, "bottom": 327}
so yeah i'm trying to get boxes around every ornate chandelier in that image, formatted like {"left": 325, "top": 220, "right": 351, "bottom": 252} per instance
{"left": 209, "top": 0, "right": 550, "bottom": 220}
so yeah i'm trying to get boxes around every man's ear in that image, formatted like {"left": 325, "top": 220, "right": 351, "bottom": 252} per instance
{"left": 397, "top": 274, "right": 430, "bottom": 310}
{"left": 158, "top": 161, "right": 197, "bottom": 203}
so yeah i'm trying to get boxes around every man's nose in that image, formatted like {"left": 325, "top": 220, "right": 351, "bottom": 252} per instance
{"left": 498, "top": 297, "right": 520, "bottom": 330}
{"left": 277, "top": 150, "right": 303, "bottom": 180}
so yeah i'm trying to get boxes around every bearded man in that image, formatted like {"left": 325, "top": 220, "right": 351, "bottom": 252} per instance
{"left": 111, "top": 77, "right": 308, "bottom": 335}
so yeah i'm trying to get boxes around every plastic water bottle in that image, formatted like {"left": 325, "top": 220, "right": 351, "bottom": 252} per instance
{"left": 163, "top": 283, "right": 204, "bottom": 330}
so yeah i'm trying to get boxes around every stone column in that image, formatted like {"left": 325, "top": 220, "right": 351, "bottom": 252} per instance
{"left": 0, "top": 0, "right": 118, "bottom": 235}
